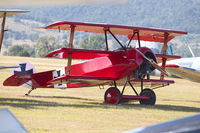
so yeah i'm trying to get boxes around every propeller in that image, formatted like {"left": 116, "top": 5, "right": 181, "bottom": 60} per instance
{"left": 135, "top": 48, "right": 168, "bottom": 76}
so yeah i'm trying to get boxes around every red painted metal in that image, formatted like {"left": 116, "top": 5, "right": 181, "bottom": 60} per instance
{"left": 105, "top": 89, "right": 121, "bottom": 104}
{"left": 41, "top": 21, "right": 187, "bottom": 43}
{"left": 45, "top": 48, "right": 114, "bottom": 59}
{"left": 4, "top": 47, "right": 154, "bottom": 88}
{"left": 156, "top": 54, "right": 181, "bottom": 63}
{"left": 165, "top": 64, "right": 180, "bottom": 68}
{"left": 4, "top": 21, "right": 188, "bottom": 99}
{"left": 131, "top": 79, "right": 175, "bottom": 84}
{"left": 43, "top": 21, "right": 187, "bottom": 35}
{"left": 122, "top": 95, "right": 150, "bottom": 100}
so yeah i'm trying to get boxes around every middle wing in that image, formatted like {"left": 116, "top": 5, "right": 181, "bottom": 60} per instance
{"left": 45, "top": 48, "right": 116, "bottom": 59}
{"left": 166, "top": 64, "right": 200, "bottom": 83}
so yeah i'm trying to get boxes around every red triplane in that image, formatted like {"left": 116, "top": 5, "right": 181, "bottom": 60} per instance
{"left": 3, "top": 21, "right": 187, "bottom": 105}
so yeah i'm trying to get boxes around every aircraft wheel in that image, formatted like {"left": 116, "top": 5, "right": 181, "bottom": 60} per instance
{"left": 139, "top": 88, "right": 156, "bottom": 105}
{"left": 104, "top": 87, "right": 121, "bottom": 104}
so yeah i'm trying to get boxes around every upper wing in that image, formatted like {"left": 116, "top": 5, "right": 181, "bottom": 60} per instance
{"left": 166, "top": 64, "right": 200, "bottom": 82}
{"left": 45, "top": 48, "right": 116, "bottom": 59}
{"left": 0, "top": 9, "right": 29, "bottom": 17}
{"left": 0, "top": 65, "right": 19, "bottom": 69}
{"left": 40, "top": 21, "right": 187, "bottom": 43}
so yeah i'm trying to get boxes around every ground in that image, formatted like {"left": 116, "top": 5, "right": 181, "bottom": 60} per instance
{"left": 0, "top": 56, "right": 200, "bottom": 133}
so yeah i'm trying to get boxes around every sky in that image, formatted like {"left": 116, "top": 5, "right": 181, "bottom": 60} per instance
{"left": 0, "top": 0, "right": 128, "bottom": 7}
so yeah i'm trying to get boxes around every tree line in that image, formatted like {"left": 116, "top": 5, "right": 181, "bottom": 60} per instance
{"left": 5, "top": 35, "right": 106, "bottom": 57}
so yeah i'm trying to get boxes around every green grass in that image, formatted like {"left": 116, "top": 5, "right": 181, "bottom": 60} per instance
{"left": 0, "top": 55, "right": 200, "bottom": 133}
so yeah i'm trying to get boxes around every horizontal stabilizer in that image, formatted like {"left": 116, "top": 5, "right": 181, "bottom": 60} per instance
{"left": 3, "top": 74, "right": 30, "bottom": 86}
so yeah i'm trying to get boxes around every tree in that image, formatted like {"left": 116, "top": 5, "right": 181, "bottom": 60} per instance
{"left": 80, "top": 35, "right": 105, "bottom": 50}
{"left": 8, "top": 45, "right": 30, "bottom": 57}
{"left": 34, "top": 36, "right": 63, "bottom": 57}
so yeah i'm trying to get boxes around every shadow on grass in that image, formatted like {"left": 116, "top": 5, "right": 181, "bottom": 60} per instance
{"left": 27, "top": 95, "right": 98, "bottom": 102}
{"left": 161, "top": 98, "right": 200, "bottom": 104}
{"left": 0, "top": 97, "right": 200, "bottom": 113}
{"left": 0, "top": 97, "right": 102, "bottom": 109}
{"left": 120, "top": 103, "right": 200, "bottom": 113}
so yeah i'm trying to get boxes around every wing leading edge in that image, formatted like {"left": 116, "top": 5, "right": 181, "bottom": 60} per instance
{"left": 45, "top": 48, "right": 115, "bottom": 59}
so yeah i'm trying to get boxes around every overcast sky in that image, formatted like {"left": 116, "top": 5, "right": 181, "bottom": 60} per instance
{"left": 0, "top": 0, "right": 128, "bottom": 7}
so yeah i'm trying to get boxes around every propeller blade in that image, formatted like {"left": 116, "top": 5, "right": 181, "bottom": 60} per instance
{"left": 147, "top": 59, "right": 168, "bottom": 76}
{"left": 135, "top": 48, "right": 168, "bottom": 76}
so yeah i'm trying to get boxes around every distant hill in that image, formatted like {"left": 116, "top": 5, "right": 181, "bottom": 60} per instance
{"left": 2, "top": 0, "right": 200, "bottom": 57}
{"left": 13, "top": 0, "right": 200, "bottom": 33}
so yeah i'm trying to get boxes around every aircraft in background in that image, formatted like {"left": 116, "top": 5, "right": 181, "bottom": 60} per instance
{"left": 0, "top": 108, "right": 28, "bottom": 133}
{"left": 0, "top": 9, "right": 29, "bottom": 69}
{"left": 3, "top": 21, "right": 187, "bottom": 105}
{"left": 166, "top": 57, "right": 200, "bottom": 83}
{"left": 0, "top": 9, "right": 29, "bottom": 51}
{"left": 123, "top": 113, "right": 200, "bottom": 133}
{"left": 0, "top": 65, "right": 19, "bottom": 69}
{"left": 165, "top": 44, "right": 200, "bottom": 83}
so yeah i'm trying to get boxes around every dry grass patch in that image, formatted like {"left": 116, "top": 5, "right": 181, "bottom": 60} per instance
{"left": 0, "top": 56, "right": 200, "bottom": 133}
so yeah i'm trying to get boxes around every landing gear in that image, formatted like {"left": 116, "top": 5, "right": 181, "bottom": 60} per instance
{"left": 104, "top": 78, "right": 157, "bottom": 105}
{"left": 139, "top": 88, "right": 156, "bottom": 105}
{"left": 25, "top": 88, "right": 36, "bottom": 96}
{"left": 104, "top": 87, "right": 121, "bottom": 104}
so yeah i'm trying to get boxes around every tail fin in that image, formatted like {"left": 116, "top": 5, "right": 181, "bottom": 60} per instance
{"left": 12, "top": 62, "right": 36, "bottom": 76}
{"left": 4, "top": 62, "right": 36, "bottom": 88}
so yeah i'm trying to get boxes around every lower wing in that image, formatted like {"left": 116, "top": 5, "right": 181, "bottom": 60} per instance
{"left": 48, "top": 75, "right": 115, "bottom": 87}
{"left": 3, "top": 71, "right": 114, "bottom": 89}
{"left": 166, "top": 64, "right": 200, "bottom": 83}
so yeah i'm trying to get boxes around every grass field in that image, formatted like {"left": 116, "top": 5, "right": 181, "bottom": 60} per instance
{"left": 0, "top": 56, "right": 200, "bottom": 133}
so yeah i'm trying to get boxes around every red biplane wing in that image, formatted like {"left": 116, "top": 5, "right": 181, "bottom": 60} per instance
{"left": 47, "top": 75, "right": 115, "bottom": 86}
{"left": 41, "top": 21, "right": 187, "bottom": 43}
{"left": 3, "top": 71, "right": 115, "bottom": 89}
{"left": 155, "top": 54, "right": 181, "bottom": 63}
{"left": 45, "top": 48, "right": 115, "bottom": 59}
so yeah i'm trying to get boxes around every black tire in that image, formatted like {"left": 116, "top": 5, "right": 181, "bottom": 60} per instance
{"left": 139, "top": 88, "right": 156, "bottom": 105}
{"left": 104, "top": 87, "right": 121, "bottom": 105}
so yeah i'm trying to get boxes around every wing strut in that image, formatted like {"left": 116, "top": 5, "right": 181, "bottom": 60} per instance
{"left": 104, "top": 29, "right": 109, "bottom": 50}
{"left": 66, "top": 25, "right": 75, "bottom": 75}
{"left": 107, "top": 29, "right": 126, "bottom": 51}
{"left": 0, "top": 12, "right": 6, "bottom": 52}
{"left": 127, "top": 31, "right": 137, "bottom": 48}
{"left": 160, "top": 32, "right": 169, "bottom": 80}
{"left": 0, "top": 10, "right": 29, "bottom": 52}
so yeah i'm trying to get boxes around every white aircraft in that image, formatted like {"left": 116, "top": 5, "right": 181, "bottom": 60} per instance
{"left": 0, "top": 9, "right": 29, "bottom": 51}
{"left": 166, "top": 57, "right": 200, "bottom": 83}
{"left": 0, "top": 9, "right": 29, "bottom": 69}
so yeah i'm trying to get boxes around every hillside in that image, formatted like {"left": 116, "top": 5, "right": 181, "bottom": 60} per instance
{"left": 1, "top": 0, "right": 200, "bottom": 57}
{"left": 14, "top": 0, "right": 200, "bottom": 33}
